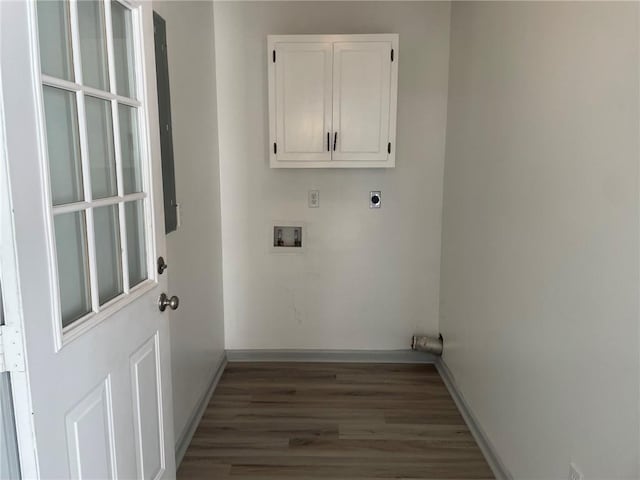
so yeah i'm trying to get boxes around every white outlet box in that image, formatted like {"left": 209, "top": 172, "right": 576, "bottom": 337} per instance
{"left": 370, "top": 191, "right": 381, "bottom": 208}
{"left": 568, "top": 463, "right": 583, "bottom": 480}
{"left": 308, "top": 190, "right": 319, "bottom": 208}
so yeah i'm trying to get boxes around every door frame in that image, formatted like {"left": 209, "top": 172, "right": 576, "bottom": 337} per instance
{"left": 0, "top": 41, "right": 39, "bottom": 477}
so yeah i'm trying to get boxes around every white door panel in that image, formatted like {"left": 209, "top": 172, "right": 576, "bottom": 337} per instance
{"left": 65, "top": 378, "right": 117, "bottom": 480}
{"left": 332, "top": 42, "right": 392, "bottom": 162}
{"left": 274, "top": 42, "right": 332, "bottom": 162}
{"left": 0, "top": 1, "right": 176, "bottom": 479}
{"left": 131, "top": 334, "right": 165, "bottom": 480}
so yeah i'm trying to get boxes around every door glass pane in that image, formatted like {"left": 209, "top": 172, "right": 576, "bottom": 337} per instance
{"left": 54, "top": 212, "right": 91, "bottom": 327}
{"left": 43, "top": 87, "right": 84, "bottom": 205}
{"left": 111, "top": 2, "right": 136, "bottom": 98}
{"left": 36, "top": 0, "right": 74, "bottom": 81}
{"left": 125, "top": 201, "right": 147, "bottom": 287}
{"left": 86, "top": 96, "right": 117, "bottom": 199}
{"left": 118, "top": 104, "right": 142, "bottom": 193}
{"left": 78, "top": 0, "right": 109, "bottom": 90}
{"left": 94, "top": 206, "right": 123, "bottom": 304}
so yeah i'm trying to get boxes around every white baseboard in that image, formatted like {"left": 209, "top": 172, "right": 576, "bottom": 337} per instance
{"left": 226, "top": 349, "right": 436, "bottom": 364}
{"left": 436, "top": 358, "right": 513, "bottom": 480}
{"left": 174, "top": 352, "right": 227, "bottom": 467}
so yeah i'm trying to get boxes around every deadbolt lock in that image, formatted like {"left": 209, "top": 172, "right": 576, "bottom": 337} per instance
{"left": 157, "top": 256, "right": 168, "bottom": 274}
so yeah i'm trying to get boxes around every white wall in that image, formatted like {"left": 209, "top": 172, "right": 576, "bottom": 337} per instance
{"left": 440, "top": 2, "right": 640, "bottom": 478}
{"left": 151, "top": 1, "right": 225, "bottom": 448}
{"left": 213, "top": 1, "right": 451, "bottom": 350}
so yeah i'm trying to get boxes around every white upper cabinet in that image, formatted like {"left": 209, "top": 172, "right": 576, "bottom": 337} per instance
{"left": 274, "top": 42, "right": 333, "bottom": 163}
{"left": 268, "top": 34, "right": 398, "bottom": 168}
{"left": 332, "top": 42, "right": 392, "bottom": 162}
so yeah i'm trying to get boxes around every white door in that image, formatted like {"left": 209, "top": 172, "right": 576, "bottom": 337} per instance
{"left": 0, "top": 1, "right": 176, "bottom": 478}
{"left": 272, "top": 42, "right": 332, "bottom": 163}
{"left": 332, "top": 41, "right": 393, "bottom": 163}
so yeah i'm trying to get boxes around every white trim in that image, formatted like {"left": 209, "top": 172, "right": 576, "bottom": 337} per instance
{"left": 51, "top": 192, "right": 147, "bottom": 215}
{"left": 133, "top": 2, "right": 159, "bottom": 287}
{"left": 104, "top": 0, "right": 131, "bottom": 295}
{"left": 75, "top": 82, "right": 101, "bottom": 315}
{"left": 60, "top": 279, "right": 156, "bottom": 347}
{"left": 0, "top": 3, "right": 39, "bottom": 474}
{"left": 270, "top": 160, "right": 395, "bottom": 169}
{"left": 153, "top": 333, "right": 167, "bottom": 479}
{"left": 268, "top": 33, "right": 399, "bottom": 44}
{"left": 42, "top": 76, "right": 141, "bottom": 107}
{"left": 387, "top": 35, "right": 399, "bottom": 169}
{"left": 42, "top": 75, "right": 141, "bottom": 106}
{"left": 435, "top": 358, "right": 513, "bottom": 480}
{"left": 175, "top": 353, "right": 227, "bottom": 467}
{"left": 112, "top": 103, "right": 131, "bottom": 294}
{"left": 30, "top": 0, "right": 66, "bottom": 353}
{"left": 69, "top": 0, "right": 83, "bottom": 86}
{"left": 114, "top": 0, "right": 135, "bottom": 11}
{"left": 85, "top": 202, "right": 101, "bottom": 313}
{"left": 225, "top": 349, "right": 436, "bottom": 364}
{"left": 103, "top": 0, "right": 118, "bottom": 96}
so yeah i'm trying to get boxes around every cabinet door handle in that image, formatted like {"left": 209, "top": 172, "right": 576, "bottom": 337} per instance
{"left": 333, "top": 132, "right": 338, "bottom": 151}
{"left": 327, "top": 132, "right": 330, "bottom": 152}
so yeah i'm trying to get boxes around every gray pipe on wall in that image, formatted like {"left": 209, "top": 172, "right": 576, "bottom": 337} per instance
{"left": 411, "top": 334, "right": 443, "bottom": 356}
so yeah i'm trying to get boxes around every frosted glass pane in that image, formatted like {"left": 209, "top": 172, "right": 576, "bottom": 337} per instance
{"left": 118, "top": 104, "right": 142, "bottom": 194}
{"left": 94, "top": 206, "right": 123, "bottom": 305}
{"left": 54, "top": 212, "right": 91, "bottom": 327}
{"left": 111, "top": 2, "right": 136, "bottom": 98}
{"left": 85, "top": 96, "right": 117, "bottom": 199}
{"left": 37, "top": 0, "right": 73, "bottom": 80}
{"left": 43, "top": 87, "right": 84, "bottom": 205}
{"left": 125, "top": 201, "right": 147, "bottom": 287}
{"left": 78, "top": 0, "right": 109, "bottom": 90}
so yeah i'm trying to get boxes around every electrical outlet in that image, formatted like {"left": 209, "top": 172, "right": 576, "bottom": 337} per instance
{"left": 568, "top": 463, "right": 583, "bottom": 480}
{"left": 308, "top": 190, "right": 319, "bottom": 208}
{"left": 370, "top": 191, "right": 381, "bottom": 208}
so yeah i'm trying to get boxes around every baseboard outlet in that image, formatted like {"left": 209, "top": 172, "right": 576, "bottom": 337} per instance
{"left": 436, "top": 358, "right": 513, "bottom": 480}
{"left": 226, "top": 349, "right": 436, "bottom": 364}
{"left": 175, "top": 352, "right": 227, "bottom": 467}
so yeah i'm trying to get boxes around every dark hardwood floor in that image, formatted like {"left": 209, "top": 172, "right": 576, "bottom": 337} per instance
{"left": 178, "top": 362, "right": 494, "bottom": 479}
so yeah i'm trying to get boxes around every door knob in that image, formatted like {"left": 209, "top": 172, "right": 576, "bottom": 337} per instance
{"left": 158, "top": 293, "right": 179, "bottom": 312}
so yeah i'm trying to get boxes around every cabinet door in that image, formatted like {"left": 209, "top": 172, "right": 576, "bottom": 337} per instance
{"left": 332, "top": 42, "right": 392, "bottom": 162}
{"left": 273, "top": 42, "right": 332, "bottom": 163}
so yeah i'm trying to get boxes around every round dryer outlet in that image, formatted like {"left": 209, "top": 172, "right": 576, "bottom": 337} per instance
{"left": 370, "top": 191, "right": 382, "bottom": 208}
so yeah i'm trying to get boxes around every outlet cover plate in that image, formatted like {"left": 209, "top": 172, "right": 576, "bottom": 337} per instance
{"left": 370, "top": 191, "right": 381, "bottom": 208}
{"left": 308, "top": 190, "right": 319, "bottom": 208}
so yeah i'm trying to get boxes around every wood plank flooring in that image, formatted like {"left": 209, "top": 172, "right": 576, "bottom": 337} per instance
{"left": 178, "top": 362, "right": 494, "bottom": 479}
